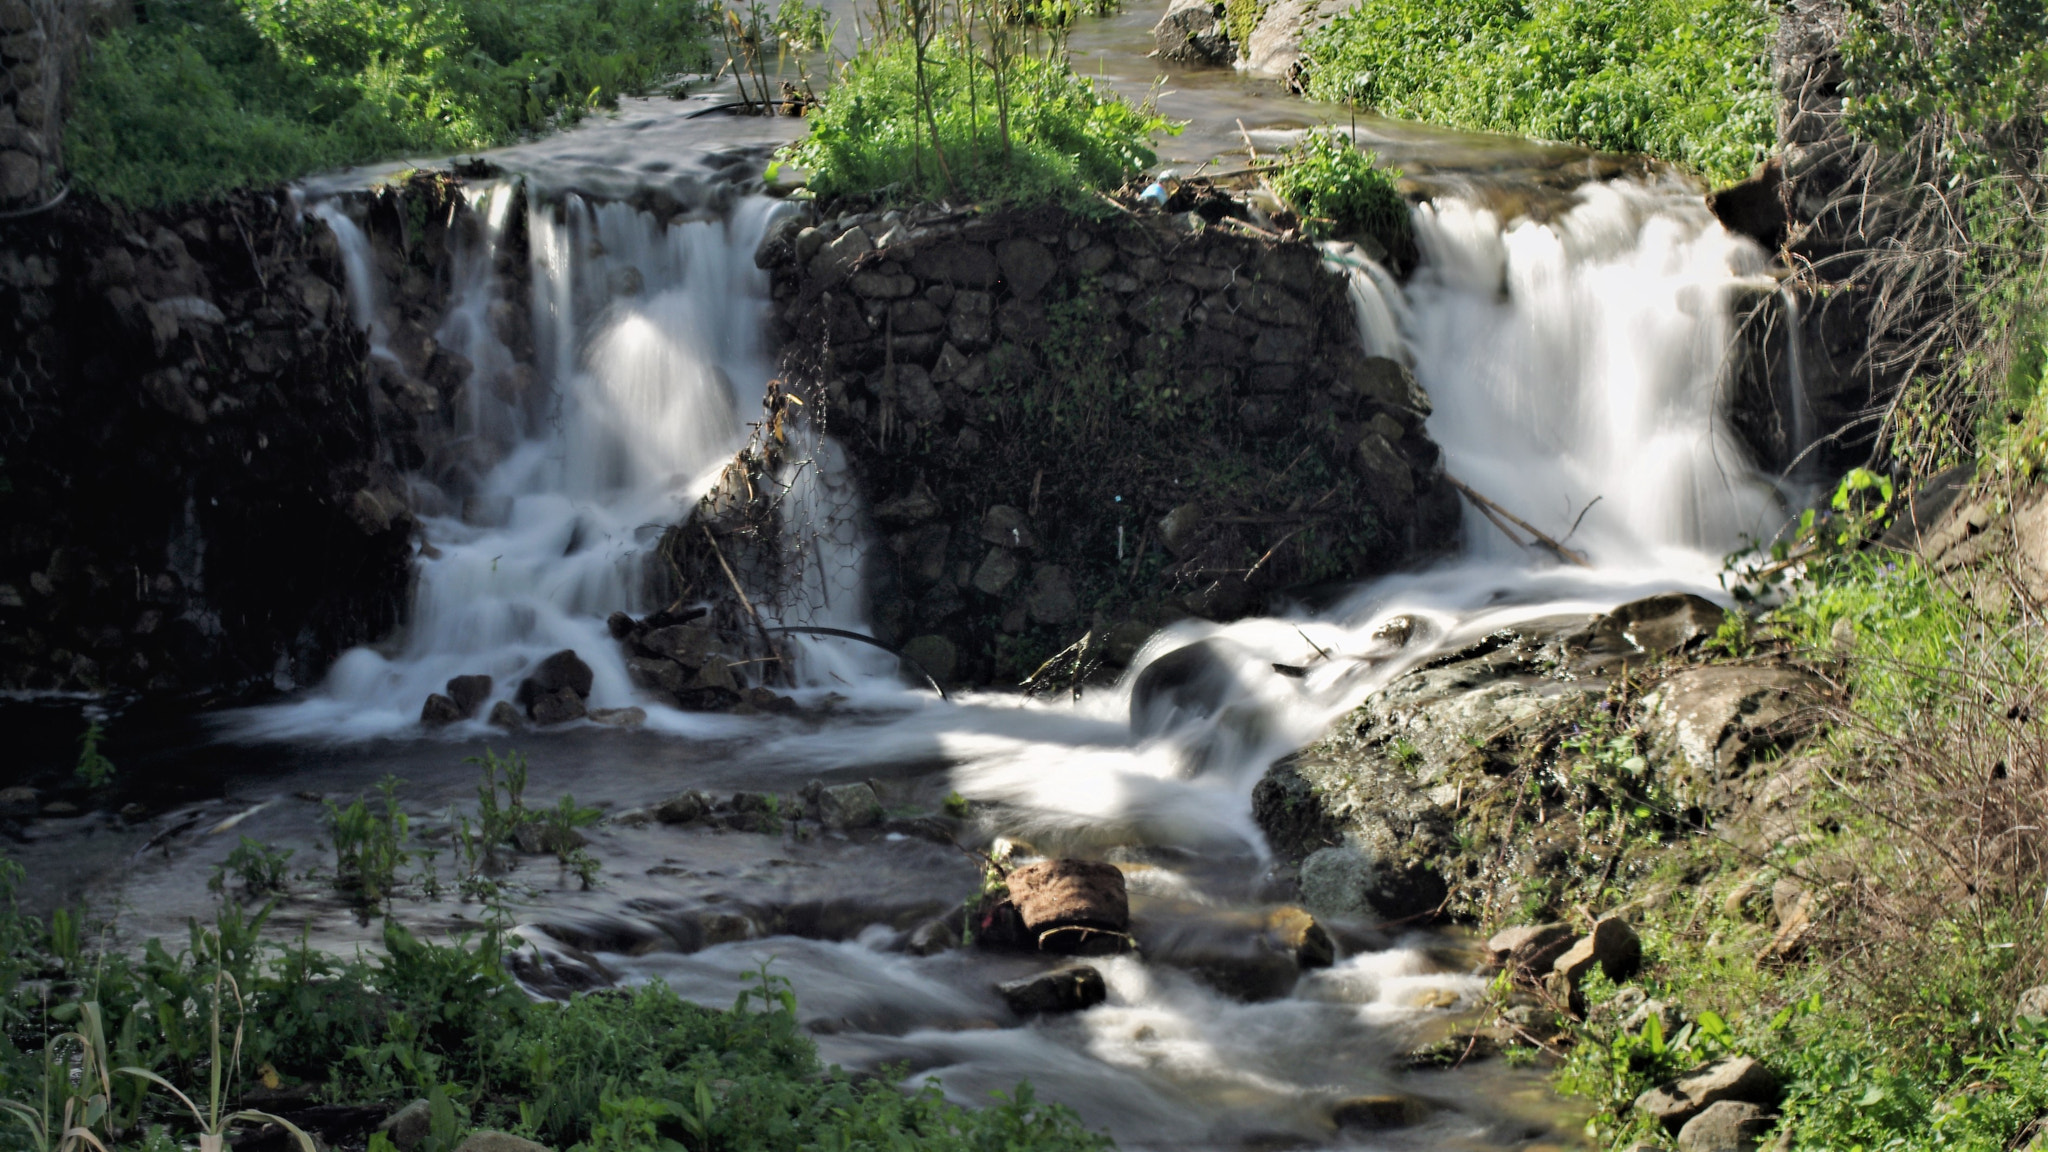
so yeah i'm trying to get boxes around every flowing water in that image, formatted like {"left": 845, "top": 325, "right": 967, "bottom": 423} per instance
{"left": 30, "top": 10, "right": 1803, "bottom": 1149}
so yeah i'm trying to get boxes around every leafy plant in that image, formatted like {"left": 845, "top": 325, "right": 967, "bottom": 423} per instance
{"left": 120, "top": 964, "right": 316, "bottom": 1152}
{"left": 1, "top": 1003, "right": 116, "bottom": 1152}
{"left": 1268, "top": 129, "right": 1409, "bottom": 249}
{"left": 208, "top": 839, "right": 294, "bottom": 902}
{"left": 326, "top": 776, "right": 412, "bottom": 906}
{"left": 74, "top": 722, "right": 115, "bottom": 791}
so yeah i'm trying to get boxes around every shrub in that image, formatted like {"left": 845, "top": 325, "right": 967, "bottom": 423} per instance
{"left": 1267, "top": 129, "right": 1408, "bottom": 248}
{"left": 66, "top": 0, "right": 714, "bottom": 205}
{"left": 1299, "top": 0, "right": 1774, "bottom": 184}
{"left": 782, "top": 42, "right": 1169, "bottom": 206}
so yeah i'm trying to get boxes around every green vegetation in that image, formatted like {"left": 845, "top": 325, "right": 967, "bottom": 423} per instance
{"left": 1298, "top": 0, "right": 1774, "bottom": 182}
{"left": 1267, "top": 129, "right": 1407, "bottom": 246}
{"left": 207, "top": 838, "right": 294, "bottom": 903}
{"left": 67, "top": 0, "right": 714, "bottom": 205}
{"left": 784, "top": 44, "right": 1166, "bottom": 205}
{"left": 325, "top": 776, "right": 412, "bottom": 906}
{"left": 73, "top": 723, "right": 114, "bottom": 792}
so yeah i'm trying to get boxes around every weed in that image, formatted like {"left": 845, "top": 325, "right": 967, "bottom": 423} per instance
{"left": 208, "top": 839, "right": 293, "bottom": 903}
{"left": 942, "top": 790, "right": 971, "bottom": 818}
{"left": 1268, "top": 130, "right": 1408, "bottom": 250}
{"left": 74, "top": 723, "right": 114, "bottom": 791}
{"left": 325, "top": 777, "right": 412, "bottom": 906}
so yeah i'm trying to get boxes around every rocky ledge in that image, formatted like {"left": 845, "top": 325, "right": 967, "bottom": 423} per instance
{"left": 752, "top": 199, "right": 1458, "bottom": 686}
{"left": 1255, "top": 593, "right": 1828, "bottom": 923}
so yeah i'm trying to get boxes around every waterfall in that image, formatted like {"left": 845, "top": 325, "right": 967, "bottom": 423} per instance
{"left": 253, "top": 187, "right": 825, "bottom": 738}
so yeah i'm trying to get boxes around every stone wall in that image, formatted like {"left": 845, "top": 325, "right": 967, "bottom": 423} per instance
{"left": 0, "top": 0, "right": 106, "bottom": 210}
{"left": 0, "top": 188, "right": 420, "bottom": 695}
{"left": 755, "top": 200, "right": 1459, "bottom": 686}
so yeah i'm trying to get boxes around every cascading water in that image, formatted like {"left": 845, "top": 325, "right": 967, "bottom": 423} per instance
{"left": 233, "top": 152, "right": 1787, "bottom": 1149}
{"left": 252, "top": 188, "right": 822, "bottom": 738}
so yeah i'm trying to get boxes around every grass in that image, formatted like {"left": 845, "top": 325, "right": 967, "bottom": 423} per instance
{"left": 1298, "top": 0, "right": 1775, "bottom": 184}
{"left": 66, "top": 0, "right": 714, "bottom": 205}
{"left": 782, "top": 41, "right": 1168, "bottom": 206}
{"left": 1267, "top": 129, "right": 1408, "bottom": 248}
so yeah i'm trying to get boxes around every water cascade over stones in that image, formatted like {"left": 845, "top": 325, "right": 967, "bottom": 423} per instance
{"left": 9, "top": 61, "right": 1817, "bottom": 1147}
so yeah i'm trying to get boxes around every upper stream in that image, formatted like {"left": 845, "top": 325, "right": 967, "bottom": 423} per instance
{"left": 36, "top": 11, "right": 1801, "bottom": 1149}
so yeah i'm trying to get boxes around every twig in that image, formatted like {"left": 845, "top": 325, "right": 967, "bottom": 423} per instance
{"left": 1561, "top": 495, "right": 1603, "bottom": 545}
{"left": 1244, "top": 525, "right": 1306, "bottom": 581}
{"left": 702, "top": 525, "right": 787, "bottom": 684}
{"left": 1445, "top": 474, "right": 1590, "bottom": 567}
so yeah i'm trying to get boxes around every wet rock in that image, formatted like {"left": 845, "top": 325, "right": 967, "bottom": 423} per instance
{"left": 518, "top": 649, "right": 594, "bottom": 708}
{"left": 1153, "top": 0, "right": 1232, "bottom": 64}
{"left": 1151, "top": 922, "right": 1302, "bottom": 1001}
{"left": 1332, "top": 1094, "right": 1432, "bottom": 1131}
{"left": 1677, "top": 1102, "right": 1775, "bottom": 1152}
{"left": 1157, "top": 502, "right": 1204, "bottom": 556}
{"left": 819, "top": 782, "right": 883, "bottom": 830}
{"left": 998, "top": 965, "right": 1107, "bottom": 1015}
{"left": 1552, "top": 916, "right": 1642, "bottom": 985}
{"left": 1299, "top": 846, "right": 1376, "bottom": 917}
{"left": 656, "top": 792, "right": 709, "bottom": 824}
{"left": 487, "top": 700, "right": 526, "bottom": 729}
{"left": 907, "top": 917, "right": 960, "bottom": 955}
{"left": 446, "top": 674, "right": 493, "bottom": 717}
{"left": 627, "top": 655, "right": 688, "bottom": 697}
{"left": 1102, "top": 621, "right": 1156, "bottom": 667}
{"left": 1635, "top": 1057, "right": 1780, "bottom": 1132}
{"left": 589, "top": 706, "right": 646, "bottom": 727}
{"left": 1130, "top": 639, "right": 1238, "bottom": 738}
{"left": 378, "top": 1100, "right": 432, "bottom": 1151}
{"left": 1007, "top": 859, "right": 1130, "bottom": 952}
{"left": 528, "top": 687, "right": 587, "bottom": 726}
{"left": 1597, "top": 593, "right": 1726, "bottom": 654}
{"left": 1486, "top": 923, "right": 1575, "bottom": 978}
{"left": 811, "top": 226, "right": 871, "bottom": 284}
{"left": 1266, "top": 906, "right": 1335, "bottom": 968}
{"left": 1352, "top": 432, "right": 1415, "bottom": 503}
{"left": 420, "top": 693, "right": 463, "bottom": 725}
{"left": 639, "top": 624, "right": 720, "bottom": 666}
{"left": 0, "top": 787, "right": 36, "bottom": 820}
{"left": 739, "top": 687, "right": 798, "bottom": 714}
{"left": 453, "top": 1133, "right": 553, "bottom": 1152}
{"left": 979, "top": 505, "right": 1037, "bottom": 550}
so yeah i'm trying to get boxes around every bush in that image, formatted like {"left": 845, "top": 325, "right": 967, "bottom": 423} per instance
{"left": 66, "top": 0, "right": 714, "bottom": 205}
{"left": 1267, "top": 129, "right": 1408, "bottom": 247}
{"left": 782, "top": 42, "right": 1169, "bottom": 206}
{"left": 1299, "top": 0, "right": 1774, "bottom": 184}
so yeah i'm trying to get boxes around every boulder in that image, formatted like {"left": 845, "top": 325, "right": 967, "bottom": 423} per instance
{"left": 1485, "top": 923, "right": 1575, "bottom": 977}
{"left": 910, "top": 242, "right": 1001, "bottom": 288}
{"left": 1266, "top": 906, "right": 1335, "bottom": 968}
{"left": 1298, "top": 845, "right": 1376, "bottom": 917}
{"left": 979, "top": 505, "right": 1037, "bottom": 549}
{"left": 1677, "top": 1101, "right": 1775, "bottom": 1152}
{"left": 1148, "top": 921, "right": 1301, "bottom": 1001}
{"left": 1130, "top": 639, "right": 1239, "bottom": 738}
{"left": 1352, "top": 432, "right": 1415, "bottom": 503}
{"left": 810, "top": 226, "right": 872, "bottom": 284}
{"left": 1154, "top": 0, "right": 1233, "bottom": 64}
{"left": 2019, "top": 985, "right": 2048, "bottom": 1022}
{"left": 907, "top": 917, "right": 960, "bottom": 955}
{"left": 1552, "top": 916, "right": 1642, "bottom": 985}
{"left": 0, "top": 787, "right": 37, "bottom": 820}
{"left": 972, "top": 547, "right": 1021, "bottom": 595}
{"left": 1597, "top": 593, "right": 1726, "bottom": 654}
{"left": 420, "top": 693, "right": 463, "bottom": 725}
{"left": 487, "top": 700, "right": 526, "bottom": 729}
{"left": 998, "top": 965, "right": 1107, "bottom": 1014}
{"left": 819, "top": 782, "right": 884, "bottom": 829}
{"left": 1332, "top": 1094, "right": 1432, "bottom": 1130}
{"left": 627, "top": 655, "right": 689, "bottom": 697}
{"left": 995, "top": 238, "right": 1058, "bottom": 299}
{"left": 1006, "top": 859, "right": 1130, "bottom": 952}
{"left": 378, "top": 1100, "right": 431, "bottom": 1151}
{"left": 518, "top": 649, "right": 594, "bottom": 708}
{"left": 640, "top": 624, "right": 720, "bottom": 666}
{"left": 1643, "top": 665, "right": 1822, "bottom": 792}
{"left": 1634, "top": 1057, "right": 1780, "bottom": 1132}
{"left": 529, "top": 686, "right": 587, "bottom": 726}
{"left": 656, "top": 792, "right": 709, "bottom": 824}
{"left": 446, "top": 674, "right": 493, "bottom": 717}
{"left": 1025, "top": 565, "right": 1078, "bottom": 625}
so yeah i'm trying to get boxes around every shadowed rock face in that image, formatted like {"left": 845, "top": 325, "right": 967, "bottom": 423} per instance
{"left": 757, "top": 201, "right": 1459, "bottom": 686}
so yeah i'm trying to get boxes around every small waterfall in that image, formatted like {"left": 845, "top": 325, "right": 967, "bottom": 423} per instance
{"left": 258, "top": 186, "right": 836, "bottom": 737}
{"left": 1777, "top": 283, "right": 1813, "bottom": 479}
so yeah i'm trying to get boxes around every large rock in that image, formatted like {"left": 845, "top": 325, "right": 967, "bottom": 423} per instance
{"left": 1332, "top": 1094, "right": 1432, "bottom": 1131}
{"left": 446, "top": 674, "right": 493, "bottom": 717}
{"left": 1643, "top": 665, "right": 1822, "bottom": 802}
{"left": 1154, "top": 0, "right": 1233, "bottom": 64}
{"left": 453, "top": 1134, "right": 553, "bottom": 1152}
{"left": 1551, "top": 916, "right": 1642, "bottom": 985}
{"left": 998, "top": 966, "right": 1107, "bottom": 1014}
{"left": 1006, "top": 859, "right": 1129, "bottom": 952}
{"left": 378, "top": 1100, "right": 431, "bottom": 1151}
{"left": 1597, "top": 593, "right": 1726, "bottom": 655}
{"left": 528, "top": 687, "right": 587, "bottom": 726}
{"left": 1486, "top": 923, "right": 1575, "bottom": 978}
{"left": 420, "top": 693, "right": 463, "bottom": 725}
{"left": 1677, "top": 1101, "right": 1775, "bottom": 1152}
{"left": 1634, "top": 1057, "right": 1780, "bottom": 1132}
{"left": 517, "top": 649, "right": 594, "bottom": 711}
{"left": 819, "top": 782, "right": 884, "bottom": 829}
{"left": 1146, "top": 919, "right": 1302, "bottom": 1000}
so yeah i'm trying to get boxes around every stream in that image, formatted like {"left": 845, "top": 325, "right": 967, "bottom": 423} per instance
{"left": 7, "top": 6, "right": 1805, "bottom": 1149}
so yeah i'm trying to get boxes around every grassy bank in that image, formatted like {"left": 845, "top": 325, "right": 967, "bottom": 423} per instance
{"left": 67, "top": 0, "right": 714, "bottom": 205}
{"left": 1296, "top": 0, "right": 1774, "bottom": 183}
